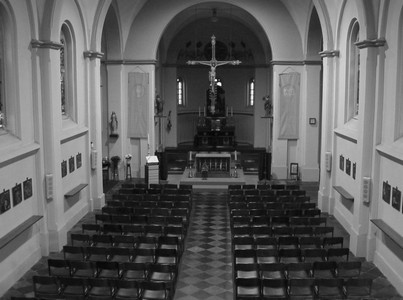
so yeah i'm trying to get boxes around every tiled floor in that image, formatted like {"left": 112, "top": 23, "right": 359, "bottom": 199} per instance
{"left": 2, "top": 176, "right": 403, "bottom": 299}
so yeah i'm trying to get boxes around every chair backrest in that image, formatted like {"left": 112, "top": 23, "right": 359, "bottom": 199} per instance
{"left": 344, "top": 277, "right": 372, "bottom": 297}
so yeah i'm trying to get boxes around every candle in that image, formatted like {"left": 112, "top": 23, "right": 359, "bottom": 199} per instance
{"left": 147, "top": 134, "right": 150, "bottom": 147}
{"left": 231, "top": 107, "right": 233, "bottom": 117}
{"left": 199, "top": 107, "right": 201, "bottom": 117}
{"left": 189, "top": 151, "right": 192, "bottom": 161}
{"left": 234, "top": 151, "right": 237, "bottom": 161}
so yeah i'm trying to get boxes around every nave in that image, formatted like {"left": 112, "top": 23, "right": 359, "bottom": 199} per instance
{"left": 2, "top": 180, "right": 402, "bottom": 300}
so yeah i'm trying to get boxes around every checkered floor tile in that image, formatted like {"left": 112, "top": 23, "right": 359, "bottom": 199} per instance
{"left": 174, "top": 191, "right": 233, "bottom": 300}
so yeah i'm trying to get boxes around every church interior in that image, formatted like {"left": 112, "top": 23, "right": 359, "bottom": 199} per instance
{"left": 1, "top": 0, "right": 403, "bottom": 299}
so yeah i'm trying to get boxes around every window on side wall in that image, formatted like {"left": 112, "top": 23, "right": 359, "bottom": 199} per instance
{"left": 347, "top": 20, "right": 360, "bottom": 120}
{"left": 60, "top": 23, "right": 76, "bottom": 121}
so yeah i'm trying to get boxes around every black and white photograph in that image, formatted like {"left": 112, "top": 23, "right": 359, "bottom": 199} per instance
{"left": 339, "top": 155, "right": 344, "bottom": 171}
{"left": 23, "top": 178, "right": 33, "bottom": 200}
{"left": 392, "top": 187, "right": 401, "bottom": 211}
{"left": 61, "top": 160, "right": 67, "bottom": 178}
{"left": 0, "top": 190, "right": 11, "bottom": 214}
{"left": 383, "top": 181, "right": 391, "bottom": 204}
{"left": 76, "top": 152, "right": 82, "bottom": 169}
{"left": 12, "top": 183, "right": 22, "bottom": 207}
{"left": 69, "top": 156, "right": 75, "bottom": 173}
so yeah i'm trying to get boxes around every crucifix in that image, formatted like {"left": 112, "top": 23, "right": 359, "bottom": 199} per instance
{"left": 187, "top": 35, "right": 241, "bottom": 115}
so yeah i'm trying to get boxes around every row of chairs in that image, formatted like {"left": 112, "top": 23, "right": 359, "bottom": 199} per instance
{"left": 81, "top": 222, "right": 185, "bottom": 236}
{"left": 235, "top": 277, "right": 372, "bottom": 299}
{"left": 95, "top": 212, "right": 189, "bottom": 226}
{"left": 48, "top": 259, "right": 178, "bottom": 280}
{"left": 118, "top": 188, "right": 191, "bottom": 196}
{"left": 233, "top": 236, "right": 344, "bottom": 251}
{"left": 33, "top": 275, "right": 173, "bottom": 300}
{"left": 229, "top": 183, "right": 300, "bottom": 190}
{"left": 232, "top": 216, "right": 328, "bottom": 229}
{"left": 229, "top": 199, "right": 315, "bottom": 210}
{"left": 232, "top": 225, "right": 334, "bottom": 238}
{"left": 229, "top": 189, "right": 306, "bottom": 197}
{"left": 235, "top": 261, "right": 362, "bottom": 280}
{"left": 231, "top": 207, "right": 321, "bottom": 218}
{"left": 70, "top": 234, "right": 183, "bottom": 252}
{"left": 106, "top": 198, "right": 191, "bottom": 208}
{"left": 124, "top": 182, "right": 191, "bottom": 191}
{"left": 112, "top": 193, "right": 191, "bottom": 202}
{"left": 63, "top": 246, "right": 180, "bottom": 265}
{"left": 103, "top": 203, "right": 190, "bottom": 214}
{"left": 234, "top": 248, "right": 350, "bottom": 264}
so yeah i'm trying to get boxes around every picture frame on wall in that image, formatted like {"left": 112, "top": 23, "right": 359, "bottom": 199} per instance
{"left": 0, "top": 189, "right": 11, "bottom": 214}
{"left": 23, "top": 178, "right": 33, "bottom": 200}
{"left": 346, "top": 159, "right": 351, "bottom": 176}
{"left": 12, "top": 183, "right": 23, "bottom": 207}
{"left": 76, "top": 152, "right": 82, "bottom": 169}
{"left": 383, "top": 181, "right": 391, "bottom": 204}
{"left": 61, "top": 160, "right": 67, "bottom": 178}
{"left": 69, "top": 156, "right": 75, "bottom": 173}
{"left": 339, "top": 155, "right": 344, "bottom": 171}
{"left": 392, "top": 187, "right": 401, "bottom": 211}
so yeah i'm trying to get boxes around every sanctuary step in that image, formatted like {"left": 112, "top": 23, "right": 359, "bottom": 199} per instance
{"left": 165, "top": 146, "right": 270, "bottom": 179}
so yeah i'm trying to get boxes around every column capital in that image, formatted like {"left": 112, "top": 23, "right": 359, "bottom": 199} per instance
{"left": 319, "top": 50, "right": 339, "bottom": 58}
{"left": 355, "top": 38, "right": 386, "bottom": 49}
{"left": 84, "top": 51, "right": 104, "bottom": 60}
{"left": 30, "top": 39, "right": 62, "bottom": 50}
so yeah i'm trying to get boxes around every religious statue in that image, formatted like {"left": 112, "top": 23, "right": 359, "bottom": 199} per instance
{"left": 187, "top": 35, "right": 241, "bottom": 116}
{"left": 263, "top": 95, "right": 273, "bottom": 117}
{"left": 110, "top": 111, "right": 118, "bottom": 136}
{"left": 155, "top": 94, "right": 164, "bottom": 115}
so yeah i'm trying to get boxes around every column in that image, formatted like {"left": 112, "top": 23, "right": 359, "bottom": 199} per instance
{"left": 84, "top": 51, "right": 104, "bottom": 210}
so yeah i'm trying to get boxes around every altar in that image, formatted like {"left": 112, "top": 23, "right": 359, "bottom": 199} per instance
{"left": 194, "top": 116, "right": 236, "bottom": 149}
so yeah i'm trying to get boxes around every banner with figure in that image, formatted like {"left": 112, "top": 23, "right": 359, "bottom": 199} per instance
{"left": 279, "top": 72, "right": 300, "bottom": 139}
{"left": 128, "top": 72, "right": 149, "bottom": 138}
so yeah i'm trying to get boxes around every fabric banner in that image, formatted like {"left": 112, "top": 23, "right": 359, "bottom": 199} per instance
{"left": 128, "top": 72, "right": 149, "bottom": 138}
{"left": 279, "top": 72, "right": 300, "bottom": 139}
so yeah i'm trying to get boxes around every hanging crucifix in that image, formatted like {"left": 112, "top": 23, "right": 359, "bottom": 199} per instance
{"left": 187, "top": 35, "right": 241, "bottom": 115}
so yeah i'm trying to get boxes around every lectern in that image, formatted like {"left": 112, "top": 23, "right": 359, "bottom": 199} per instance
{"left": 145, "top": 155, "right": 159, "bottom": 188}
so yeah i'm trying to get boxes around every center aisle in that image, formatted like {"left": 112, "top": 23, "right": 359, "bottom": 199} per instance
{"left": 174, "top": 190, "right": 233, "bottom": 300}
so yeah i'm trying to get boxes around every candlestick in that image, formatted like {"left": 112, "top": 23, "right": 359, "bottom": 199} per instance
{"left": 199, "top": 107, "right": 201, "bottom": 117}
{"left": 189, "top": 151, "right": 192, "bottom": 161}
{"left": 147, "top": 134, "right": 150, "bottom": 147}
{"left": 234, "top": 151, "right": 237, "bottom": 161}
{"left": 231, "top": 107, "right": 233, "bottom": 117}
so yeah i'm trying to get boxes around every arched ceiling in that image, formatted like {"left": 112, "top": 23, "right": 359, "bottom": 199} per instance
{"left": 160, "top": 2, "right": 270, "bottom": 64}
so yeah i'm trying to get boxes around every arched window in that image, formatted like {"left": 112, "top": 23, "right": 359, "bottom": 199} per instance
{"left": 177, "top": 77, "right": 185, "bottom": 106}
{"left": 0, "top": 14, "right": 5, "bottom": 130}
{"left": 60, "top": 23, "right": 75, "bottom": 120}
{"left": 347, "top": 20, "right": 360, "bottom": 120}
{"left": 0, "top": 5, "right": 17, "bottom": 135}
{"left": 248, "top": 78, "right": 255, "bottom": 106}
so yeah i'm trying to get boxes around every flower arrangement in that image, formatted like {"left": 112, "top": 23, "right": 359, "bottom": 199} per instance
{"left": 110, "top": 155, "right": 121, "bottom": 166}
{"left": 125, "top": 154, "right": 132, "bottom": 161}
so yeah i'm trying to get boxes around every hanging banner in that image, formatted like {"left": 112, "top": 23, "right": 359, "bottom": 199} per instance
{"left": 128, "top": 72, "right": 149, "bottom": 138}
{"left": 278, "top": 72, "right": 300, "bottom": 139}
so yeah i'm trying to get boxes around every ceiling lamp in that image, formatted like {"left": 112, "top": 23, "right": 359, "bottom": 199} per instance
{"left": 211, "top": 8, "right": 218, "bottom": 22}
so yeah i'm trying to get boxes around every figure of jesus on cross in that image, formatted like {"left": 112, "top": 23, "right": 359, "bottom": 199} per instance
{"left": 187, "top": 35, "right": 241, "bottom": 115}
